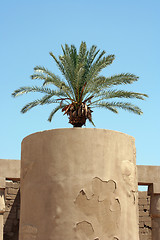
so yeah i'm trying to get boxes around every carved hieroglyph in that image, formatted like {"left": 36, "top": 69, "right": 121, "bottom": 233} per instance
{"left": 19, "top": 128, "right": 139, "bottom": 240}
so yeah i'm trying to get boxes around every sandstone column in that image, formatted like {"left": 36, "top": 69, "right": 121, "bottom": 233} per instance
{"left": 19, "top": 128, "right": 139, "bottom": 240}
{"left": 0, "top": 177, "right": 5, "bottom": 240}
{"left": 149, "top": 184, "right": 160, "bottom": 240}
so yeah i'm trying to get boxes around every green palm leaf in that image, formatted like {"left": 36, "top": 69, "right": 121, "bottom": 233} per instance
{"left": 91, "top": 90, "right": 148, "bottom": 104}
{"left": 48, "top": 104, "right": 66, "bottom": 122}
{"left": 95, "top": 102, "right": 143, "bottom": 115}
{"left": 12, "top": 86, "right": 66, "bottom": 97}
{"left": 90, "top": 73, "right": 139, "bottom": 91}
{"left": 21, "top": 99, "right": 58, "bottom": 113}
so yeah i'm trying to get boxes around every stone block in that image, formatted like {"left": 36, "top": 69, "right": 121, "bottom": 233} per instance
{"left": 5, "top": 205, "right": 11, "bottom": 212}
{"left": 139, "top": 210, "right": 150, "bottom": 217}
{"left": 5, "top": 195, "right": 12, "bottom": 200}
{"left": 6, "top": 194, "right": 17, "bottom": 200}
{"left": 0, "top": 159, "right": 20, "bottom": 179}
{"left": 5, "top": 181, "right": 14, "bottom": 188}
{"left": 139, "top": 222, "right": 144, "bottom": 228}
{"left": 137, "top": 165, "right": 160, "bottom": 185}
{"left": 0, "top": 178, "right": 5, "bottom": 189}
{"left": 150, "top": 194, "right": 160, "bottom": 217}
{"left": 3, "top": 211, "right": 10, "bottom": 220}
{"left": 139, "top": 198, "right": 148, "bottom": 205}
{"left": 139, "top": 205, "right": 144, "bottom": 210}
{"left": 138, "top": 192, "right": 148, "bottom": 198}
{"left": 0, "top": 189, "right": 5, "bottom": 214}
{"left": 144, "top": 221, "right": 152, "bottom": 228}
{"left": 5, "top": 199, "right": 14, "bottom": 206}
{"left": 153, "top": 182, "right": 160, "bottom": 194}
{"left": 0, "top": 214, "right": 3, "bottom": 239}
{"left": 139, "top": 216, "right": 151, "bottom": 222}
{"left": 143, "top": 204, "right": 150, "bottom": 210}
{"left": 6, "top": 181, "right": 20, "bottom": 189}
{"left": 139, "top": 235, "right": 151, "bottom": 240}
{"left": 7, "top": 188, "right": 18, "bottom": 195}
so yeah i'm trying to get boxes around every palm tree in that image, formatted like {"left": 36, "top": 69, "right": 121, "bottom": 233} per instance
{"left": 12, "top": 42, "right": 148, "bottom": 127}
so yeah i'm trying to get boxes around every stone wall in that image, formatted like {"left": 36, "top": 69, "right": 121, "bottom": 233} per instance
{"left": 3, "top": 180, "right": 152, "bottom": 240}
{"left": 139, "top": 191, "right": 152, "bottom": 240}
{"left": 3, "top": 180, "right": 20, "bottom": 240}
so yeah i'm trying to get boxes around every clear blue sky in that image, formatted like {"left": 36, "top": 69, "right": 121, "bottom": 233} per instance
{"left": 1, "top": 0, "right": 160, "bottom": 166}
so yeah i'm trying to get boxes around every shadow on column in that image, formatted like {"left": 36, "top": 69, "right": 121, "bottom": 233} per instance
{"left": 3, "top": 190, "right": 20, "bottom": 240}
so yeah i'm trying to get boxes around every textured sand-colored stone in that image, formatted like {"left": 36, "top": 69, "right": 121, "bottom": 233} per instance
{"left": 19, "top": 128, "right": 139, "bottom": 240}
{"left": 0, "top": 178, "right": 5, "bottom": 240}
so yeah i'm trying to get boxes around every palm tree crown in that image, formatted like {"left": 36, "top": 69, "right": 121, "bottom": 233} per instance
{"left": 12, "top": 42, "right": 148, "bottom": 127}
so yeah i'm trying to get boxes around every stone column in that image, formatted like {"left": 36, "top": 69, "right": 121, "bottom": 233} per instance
{"left": 149, "top": 184, "right": 160, "bottom": 240}
{"left": 0, "top": 177, "right": 5, "bottom": 240}
{"left": 19, "top": 129, "right": 139, "bottom": 240}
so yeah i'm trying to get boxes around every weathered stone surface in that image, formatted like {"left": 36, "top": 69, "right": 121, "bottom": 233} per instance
{"left": 0, "top": 178, "right": 5, "bottom": 189}
{"left": 0, "top": 169, "right": 155, "bottom": 239}
{"left": 19, "top": 128, "right": 139, "bottom": 240}
{"left": 21, "top": 225, "right": 37, "bottom": 240}
{"left": 3, "top": 180, "right": 20, "bottom": 240}
{"left": 0, "top": 160, "right": 20, "bottom": 180}
{"left": 138, "top": 192, "right": 152, "bottom": 240}
{"left": 7, "top": 188, "right": 19, "bottom": 195}
{"left": 150, "top": 193, "right": 160, "bottom": 240}
{"left": 0, "top": 214, "right": 4, "bottom": 240}
{"left": 150, "top": 194, "right": 160, "bottom": 217}
{"left": 0, "top": 190, "right": 5, "bottom": 214}
{"left": 152, "top": 218, "right": 160, "bottom": 239}
{"left": 138, "top": 165, "right": 160, "bottom": 185}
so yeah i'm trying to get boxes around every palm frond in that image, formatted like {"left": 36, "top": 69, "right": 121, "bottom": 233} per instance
{"left": 88, "top": 118, "right": 96, "bottom": 127}
{"left": 61, "top": 44, "right": 68, "bottom": 55}
{"left": 12, "top": 86, "right": 66, "bottom": 97}
{"left": 94, "top": 50, "right": 106, "bottom": 64}
{"left": 30, "top": 73, "right": 46, "bottom": 81}
{"left": 59, "top": 46, "right": 77, "bottom": 98}
{"left": 87, "top": 45, "right": 100, "bottom": 68}
{"left": 97, "top": 90, "right": 148, "bottom": 101}
{"left": 95, "top": 101, "right": 143, "bottom": 115}
{"left": 33, "top": 66, "right": 68, "bottom": 89}
{"left": 70, "top": 44, "right": 77, "bottom": 67}
{"left": 78, "top": 42, "right": 87, "bottom": 64}
{"left": 49, "top": 52, "right": 66, "bottom": 77}
{"left": 48, "top": 104, "right": 66, "bottom": 122}
{"left": 91, "top": 74, "right": 139, "bottom": 91}
{"left": 93, "top": 102, "right": 118, "bottom": 113}
{"left": 31, "top": 73, "right": 69, "bottom": 92}
{"left": 50, "top": 51, "right": 76, "bottom": 99}
{"left": 105, "top": 73, "right": 139, "bottom": 87}
{"left": 21, "top": 100, "right": 41, "bottom": 113}
{"left": 84, "top": 54, "right": 115, "bottom": 95}
{"left": 20, "top": 97, "right": 58, "bottom": 113}
{"left": 59, "top": 55, "right": 75, "bottom": 83}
